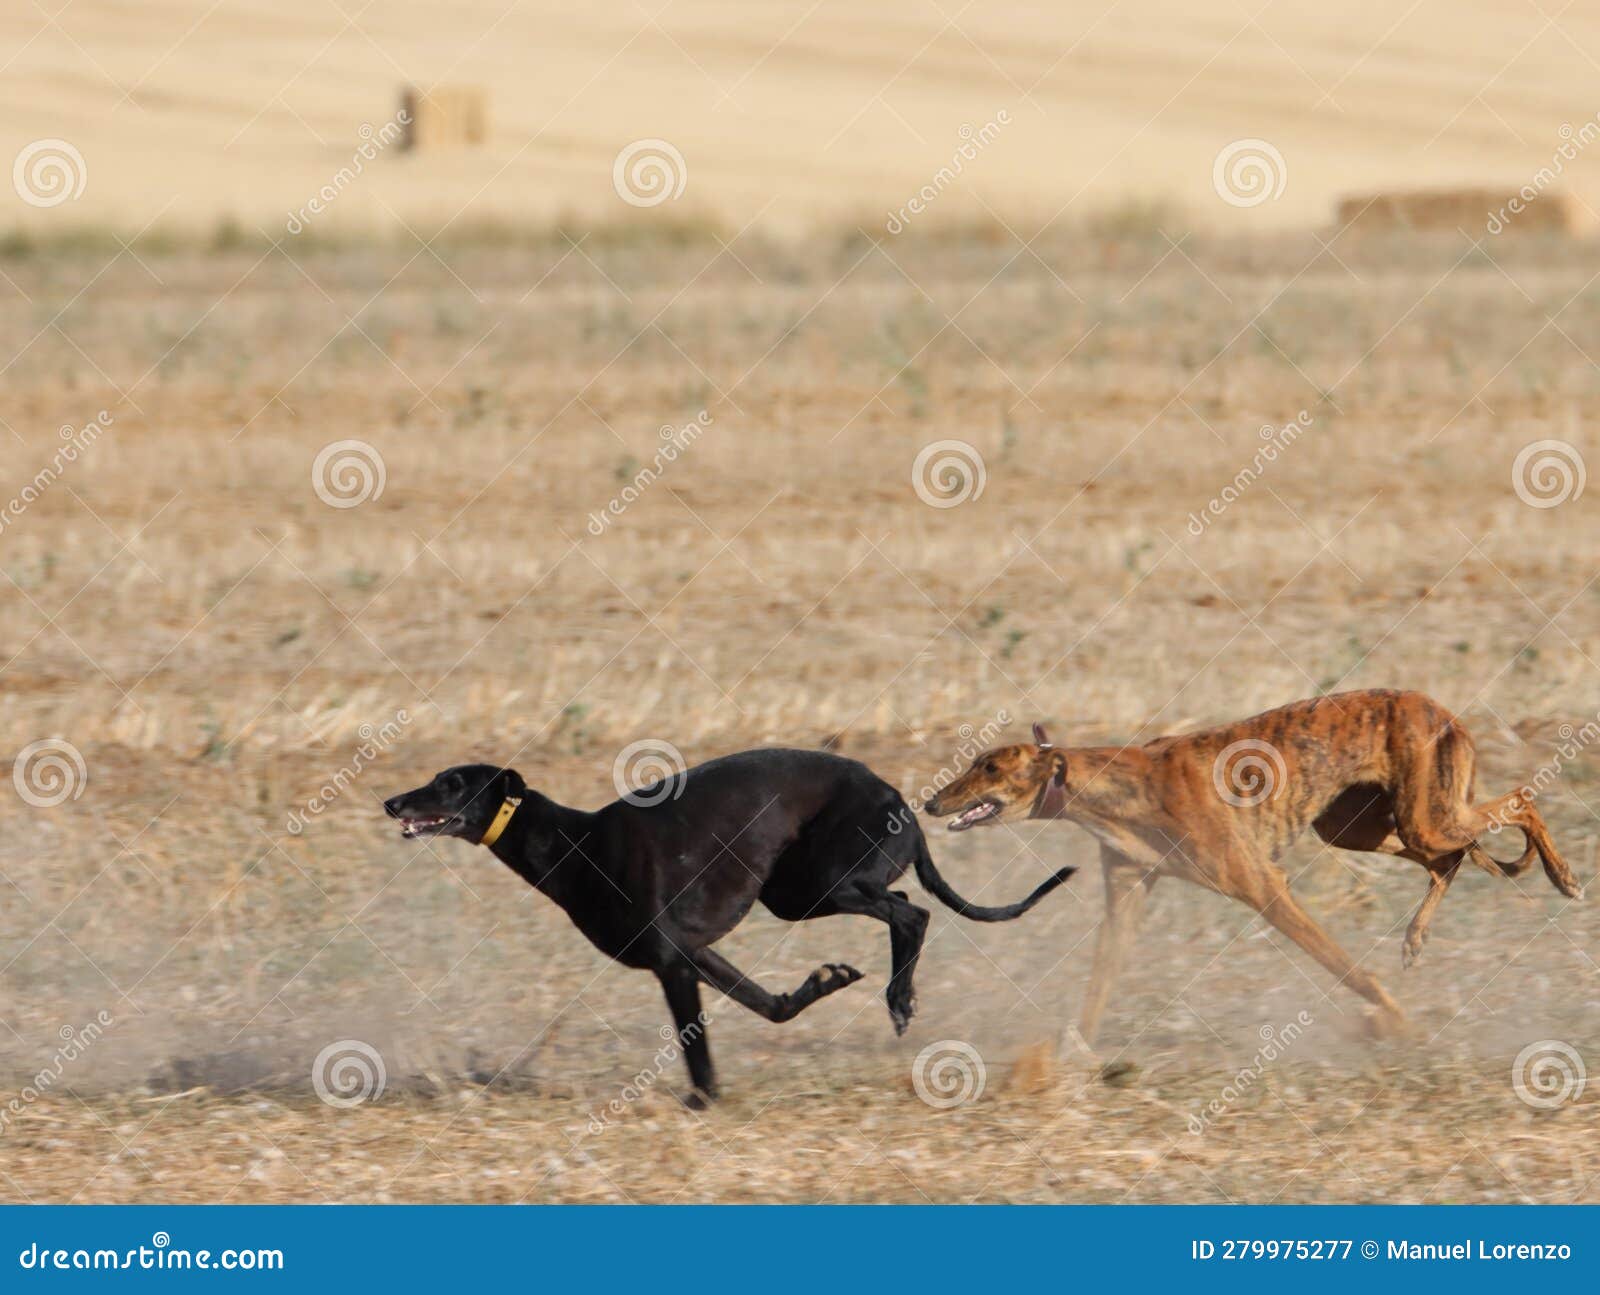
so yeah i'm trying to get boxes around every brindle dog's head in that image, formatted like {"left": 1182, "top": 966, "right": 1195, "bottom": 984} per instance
{"left": 924, "top": 723, "right": 1066, "bottom": 831}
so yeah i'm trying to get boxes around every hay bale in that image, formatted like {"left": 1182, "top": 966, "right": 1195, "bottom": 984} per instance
{"left": 1337, "top": 185, "right": 1587, "bottom": 236}
{"left": 1335, "top": 187, "right": 1590, "bottom": 235}
{"left": 399, "top": 86, "right": 489, "bottom": 152}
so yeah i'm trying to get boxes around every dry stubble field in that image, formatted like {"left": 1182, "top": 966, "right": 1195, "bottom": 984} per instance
{"left": 0, "top": 221, "right": 1597, "bottom": 1202}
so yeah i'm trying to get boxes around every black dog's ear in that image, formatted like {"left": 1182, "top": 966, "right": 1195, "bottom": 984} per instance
{"left": 500, "top": 768, "right": 526, "bottom": 798}
{"left": 1032, "top": 722, "right": 1053, "bottom": 748}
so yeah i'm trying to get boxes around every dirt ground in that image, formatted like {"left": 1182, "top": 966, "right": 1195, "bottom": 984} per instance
{"left": 0, "top": 225, "right": 1596, "bottom": 1202}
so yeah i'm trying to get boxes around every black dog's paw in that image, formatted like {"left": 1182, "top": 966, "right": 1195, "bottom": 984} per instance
{"left": 683, "top": 1086, "right": 717, "bottom": 1111}
{"left": 817, "top": 963, "right": 863, "bottom": 990}
{"left": 888, "top": 991, "right": 917, "bottom": 1036}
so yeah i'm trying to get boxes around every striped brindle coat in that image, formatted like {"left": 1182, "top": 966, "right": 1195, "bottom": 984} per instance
{"left": 925, "top": 689, "right": 1583, "bottom": 1043}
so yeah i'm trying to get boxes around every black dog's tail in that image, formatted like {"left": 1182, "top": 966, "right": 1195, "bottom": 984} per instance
{"left": 913, "top": 839, "right": 1075, "bottom": 921}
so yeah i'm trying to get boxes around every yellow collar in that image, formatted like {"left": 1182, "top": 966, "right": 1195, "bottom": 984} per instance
{"left": 480, "top": 797, "right": 519, "bottom": 847}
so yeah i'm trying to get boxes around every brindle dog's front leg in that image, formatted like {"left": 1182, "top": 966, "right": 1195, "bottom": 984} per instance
{"left": 1078, "top": 848, "right": 1158, "bottom": 1049}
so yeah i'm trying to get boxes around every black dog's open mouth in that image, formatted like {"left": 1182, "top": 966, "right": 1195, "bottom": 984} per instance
{"left": 399, "top": 815, "right": 456, "bottom": 839}
{"left": 946, "top": 799, "right": 1001, "bottom": 831}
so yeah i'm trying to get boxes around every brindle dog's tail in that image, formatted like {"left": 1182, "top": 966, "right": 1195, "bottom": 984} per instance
{"left": 1466, "top": 838, "right": 1537, "bottom": 879}
{"left": 913, "top": 838, "right": 1075, "bottom": 921}
{"left": 1464, "top": 774, "right": 1583, "bottom": 898}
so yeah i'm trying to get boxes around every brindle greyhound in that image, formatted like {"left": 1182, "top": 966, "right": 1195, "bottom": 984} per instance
{"left": 924, "top": 689, "right": 1583, "bottom": 1044}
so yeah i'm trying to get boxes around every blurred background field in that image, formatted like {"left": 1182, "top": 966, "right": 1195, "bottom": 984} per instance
{"left": 1, "top": 2, "right": 1598, "bottom": 1203}
{"left": 8, "top": 1, "right": 1600, "bottom": 234}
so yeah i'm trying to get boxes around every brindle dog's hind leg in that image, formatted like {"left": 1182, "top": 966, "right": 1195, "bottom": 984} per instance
{"left": 1386, "top": 720, "right": 1582, "bottom": 898}
{"left": 1214, "top": 846, "right": 1406, "bottom": 1028}
{"left": 1402, "top": 852, "right": 1463, "bottom": 969}
{"left": 1312, "top": 785, "right": 1464, "bottom": 968}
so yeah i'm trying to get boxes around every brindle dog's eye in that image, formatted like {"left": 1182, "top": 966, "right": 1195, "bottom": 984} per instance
{"left": 984, "top": 760, "right": 998, "bottom": 775}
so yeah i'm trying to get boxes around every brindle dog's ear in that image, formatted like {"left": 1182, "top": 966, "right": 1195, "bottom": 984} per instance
{"left": 501, "top": 768, "right": 526, "bottom": 798}
{"left": 1034, "top": 750, "right": 1067, "bottom": 818}
{"left": 1032, "top": 722, "right": 1052, "bottom": 748}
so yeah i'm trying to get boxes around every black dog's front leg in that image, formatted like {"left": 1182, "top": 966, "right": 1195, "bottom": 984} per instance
{"left": 658, "top": 965, "right": 717, "bottom": 1107}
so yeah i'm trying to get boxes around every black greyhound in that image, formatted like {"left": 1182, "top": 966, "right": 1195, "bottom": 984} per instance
{"left": 384, "top": 749, "right": 1074, "bottom": 1103}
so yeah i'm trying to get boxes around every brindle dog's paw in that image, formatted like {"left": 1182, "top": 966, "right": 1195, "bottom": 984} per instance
{"left": 1364, "top": 1009, "right": 1413, "bottom": 1043}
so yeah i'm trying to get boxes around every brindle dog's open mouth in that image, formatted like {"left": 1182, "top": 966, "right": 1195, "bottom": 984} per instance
{"left": 946, "top": 799, "right": 1001, "bottom": 831}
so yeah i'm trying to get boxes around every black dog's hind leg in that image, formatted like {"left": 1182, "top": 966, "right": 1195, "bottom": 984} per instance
{"left": 657, "top": 965, "right": 717, "bottom": 1107}
{"left": 690, "top": 947, "right": 863, "bottom": 1022}
{"left": 831, "top": 884, "right": 929, "bottom": 1035}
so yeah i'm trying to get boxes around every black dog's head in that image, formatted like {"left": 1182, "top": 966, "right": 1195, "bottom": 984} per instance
{"left": 383, "top": 765, "right": 526, "bottom": 842}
